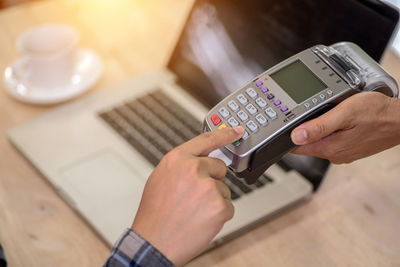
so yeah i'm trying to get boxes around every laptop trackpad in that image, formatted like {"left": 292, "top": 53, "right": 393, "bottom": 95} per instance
{"left": 59, "top": 150, "right": 145, "bottom": 241}
{"left": 61, "top": 150, "right": 145, "bottom": 199}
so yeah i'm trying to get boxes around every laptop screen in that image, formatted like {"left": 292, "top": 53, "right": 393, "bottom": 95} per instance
{"left": 168, "top": 0, "right": 399, "bottom": 108}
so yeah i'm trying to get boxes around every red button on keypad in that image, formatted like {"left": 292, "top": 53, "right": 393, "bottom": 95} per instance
{"left": 211, "top": 114, "right": 221, "bottom": 125}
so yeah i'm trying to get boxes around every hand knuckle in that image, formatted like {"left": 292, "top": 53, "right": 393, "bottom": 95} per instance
{"left": 224, "top": 185, "right": 231, "bottom": 199}
{"left": 217, "top": 162, "right": 228, "bottom": 176}
{"left": 226, "top": 204, "right": 235, "bottom": 220}
{"left": 213, "top": 199, "right": 227, "bottom": 217}
{"left": 186, "top": 159, "right": 202, "bottom": 176}
{"left": 201, "top": 179, "right": 217, "bottom": 194}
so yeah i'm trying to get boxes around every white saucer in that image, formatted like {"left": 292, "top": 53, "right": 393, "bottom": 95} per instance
{"left": 3, "top": 48, "right": 103, "bottom": 105}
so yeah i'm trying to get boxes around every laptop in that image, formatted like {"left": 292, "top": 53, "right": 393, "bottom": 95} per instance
{"left": 8, "top": 0, "right": 398, "bottom": 247}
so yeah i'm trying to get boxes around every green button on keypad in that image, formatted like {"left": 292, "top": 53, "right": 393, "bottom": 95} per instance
{"left": 232, "top": 140, "right": 241, "bottom": 146}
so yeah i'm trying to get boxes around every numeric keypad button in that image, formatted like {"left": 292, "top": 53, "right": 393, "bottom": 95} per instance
{"left": 255, "top": 114, "right": 268, "bottom": 126}
{"left": 237, "top": 94, "right": 248, "bottom": 105}
{"left": 246, "top": 88, "right": 258, "bottom": 99}
{"left": 227, "top": 117, "right": 240, "bottom": 127}
{"left": 255, "top": 97, "right": 267, "bottom": 109}
{"left": 246, "top": 104, "right": 258, "bottom": 115}
{"left": 246, "top": 120, "right": 259, "bottom": 133}
{"left": 228, "top": 100, "right": 239, "bottom": 112}
{"left": 237, "top": 110, "right": 249, "bottom": 122}
{"left": 265, "top": 107, "right": 277, "bottom": 120}
{"left": 242, "top": 130, "right": 250, "bottom": 140}
{"left": 218, "top": 107, "right": 230, "bottom": 118}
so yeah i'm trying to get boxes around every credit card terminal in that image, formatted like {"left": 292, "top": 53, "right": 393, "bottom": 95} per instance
{"left": 204, "top": 42, "right": 398, "bottom": 184}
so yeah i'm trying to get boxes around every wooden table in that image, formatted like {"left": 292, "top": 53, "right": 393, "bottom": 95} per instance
{"left": 0, "top": 1, "right": 399, "bottom": 266}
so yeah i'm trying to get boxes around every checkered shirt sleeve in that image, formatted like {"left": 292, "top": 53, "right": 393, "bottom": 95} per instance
{"left": 104, "top": 228, "right": 174, "bottom": 267}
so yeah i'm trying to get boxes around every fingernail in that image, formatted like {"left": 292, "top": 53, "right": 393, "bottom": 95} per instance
{"left": 233, "top": 126, "right": 244, "bottom": 135}
{"left": 292, "top": 128, "right": 308, "bottom": 145}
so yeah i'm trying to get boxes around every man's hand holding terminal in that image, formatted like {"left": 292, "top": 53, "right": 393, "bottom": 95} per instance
{"left": 291, "top": 92, "right": 400, "bottom": 163}
{"left": 131, "top": 126, "right": 244, "bottom": 266}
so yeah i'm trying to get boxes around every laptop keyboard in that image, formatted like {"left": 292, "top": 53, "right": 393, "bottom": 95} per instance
{"left": 99, "top": 90, "right": 275, "bottom": 200}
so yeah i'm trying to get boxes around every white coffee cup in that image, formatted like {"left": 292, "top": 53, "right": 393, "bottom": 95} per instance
{"left": 16, "top": 24, "right": 79, "bottom": 89}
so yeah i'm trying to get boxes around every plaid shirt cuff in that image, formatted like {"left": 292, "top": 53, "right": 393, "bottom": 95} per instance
{"left": 104, "top": 228, "right": 174, "bottom": 267}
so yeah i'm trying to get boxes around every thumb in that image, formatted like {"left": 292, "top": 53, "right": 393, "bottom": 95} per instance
{"left": 178, "top": 126, "right": 244, "bottom": 156}
{"left": 291, "top": 107, "right": 346, "bottom": 145}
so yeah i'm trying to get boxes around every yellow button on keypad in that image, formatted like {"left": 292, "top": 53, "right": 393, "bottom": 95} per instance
{"left": 218, "top": 124, "right": 227, "bottom": 130}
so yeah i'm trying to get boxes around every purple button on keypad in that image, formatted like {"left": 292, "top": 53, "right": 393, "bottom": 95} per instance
{"left": 274, "top": 99, "right": 281, "bottom": 106}
{"left": 280, "top": 105, "right": 288, "bottom": 112}
{"left": 267, "top": 94, "right": 275, "bottom": 100}
{"left": 256, "top": 81, "right": 263, "bottom": 87}
{"left": 261, "top": 87, "right": 269, "bottom": 94}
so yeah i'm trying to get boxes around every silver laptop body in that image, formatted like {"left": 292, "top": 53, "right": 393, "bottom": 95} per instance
{"left": 8, "top": 69, "right": 312, "bottom": 246}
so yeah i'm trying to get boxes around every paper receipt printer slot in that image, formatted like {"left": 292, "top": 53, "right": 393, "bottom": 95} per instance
{"left": 203, "top": 42, "right": 398, "bottom": 184}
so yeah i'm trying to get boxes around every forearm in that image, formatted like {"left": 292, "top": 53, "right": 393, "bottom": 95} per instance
{"left": 385, "top": 97, "right": 400, "bottom": 142}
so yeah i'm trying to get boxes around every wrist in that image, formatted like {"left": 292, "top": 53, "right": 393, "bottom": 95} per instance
{"left": 121, "top": 228, "right": 175, "bottom": 267}
{"left": 131, "top": 224, "right": 178, "bottom": 266}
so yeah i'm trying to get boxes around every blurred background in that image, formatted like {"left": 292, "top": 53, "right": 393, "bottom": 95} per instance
{"left": 3, "top": 0, "right": 400, "bottom": 57}
{"left": 0, "top": 0, "right": 38, "bottom": 8}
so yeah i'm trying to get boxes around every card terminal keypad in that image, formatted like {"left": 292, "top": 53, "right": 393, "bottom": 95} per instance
{"left": 207, "top": 77, "right": 292, "bottom": 146}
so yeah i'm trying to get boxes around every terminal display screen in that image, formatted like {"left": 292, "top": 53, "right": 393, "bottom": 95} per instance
{"left": 269, "top": 60, "right": 327, "bottom": 103}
